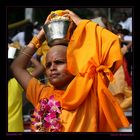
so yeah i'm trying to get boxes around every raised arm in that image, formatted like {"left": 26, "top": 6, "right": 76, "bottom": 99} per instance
{"left": 29, "top": 57, "right": 45, "bottom": 78}
{"left": 11, "top": 29, "right": 45, "bottom": 91}
{"left": 63, "top": 9, "right": 82, "bottom": 25}
{"left": 11, "top": 9, "right": 82, "bottom": 91}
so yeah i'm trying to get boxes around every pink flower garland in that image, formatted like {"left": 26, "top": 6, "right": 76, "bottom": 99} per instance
{"left": 31, "top": 95, "right": 62, "bottom": 132}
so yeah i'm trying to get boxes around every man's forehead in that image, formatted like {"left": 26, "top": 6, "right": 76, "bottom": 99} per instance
{"left": 48, "top": 45, "right": 67, "bottom": 54}
{"left": 46, "top": 45, "right": 67, "bottom": 59}
{"left": 50, "top": 45, "right": 67, "bottom": 50}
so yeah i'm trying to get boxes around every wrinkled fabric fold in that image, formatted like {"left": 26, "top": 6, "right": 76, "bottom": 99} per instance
{"left": 61, "top": 20, "right": 129, "bottom": 131}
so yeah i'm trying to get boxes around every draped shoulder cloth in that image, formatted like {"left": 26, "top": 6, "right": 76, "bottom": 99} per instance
{"left": 60, "top": 20, "right": 129, "bottom": 131}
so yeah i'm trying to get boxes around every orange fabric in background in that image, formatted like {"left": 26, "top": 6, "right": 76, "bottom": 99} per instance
{"left": 27, "top": 20, "right": 129, "bottom": 132}
{"left": 36, "top": 41, "right": 50, "bottom": 67}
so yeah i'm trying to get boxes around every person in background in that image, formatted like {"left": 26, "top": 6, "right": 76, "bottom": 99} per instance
{"left": 11, "top": 22, "right": 34, "bottom": 48}
{"left": 91, "top": 10, "right": 112, "bottom": 31}
{"left": 118, "top": 29, "right": 132, "bottom": 87}
{"left": 108, "top": 47, "right": 132, "bottom": 112}
{"left": 33, "top": 21, "right": 41, "bottom": 36}
{"left": 108, "top": 27, "right": 132, "bottom": 115}
{"left": 8, "top": 61, "right": 24, "bottom": 132}
{"left": 35, "top": 41, "right": 50, "bottom": 83}
{"left": 11, "top": 9, "right": 130, "bottom": 132}
{"left": 118, "top": 12, "right": 132, "bottom": 35}
{"left": 8, "top": 45, "right": 45, "bottom": 132}
{"left": 112, "top": 23, "right": 123, "bottom": 34}
{"left": 8, "top": 45, "right": 24, "bottom": 132}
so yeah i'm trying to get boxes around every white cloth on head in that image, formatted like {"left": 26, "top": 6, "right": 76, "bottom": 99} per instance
{"left": 124, "top": 35, "right": 132, "bottom": 41}
{"left": 119, "top": 17, "right": 132, "bottom": 33}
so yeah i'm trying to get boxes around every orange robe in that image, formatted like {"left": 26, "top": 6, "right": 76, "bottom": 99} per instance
{"left": 26, "top": 20, "right": 129, "bottom": 132}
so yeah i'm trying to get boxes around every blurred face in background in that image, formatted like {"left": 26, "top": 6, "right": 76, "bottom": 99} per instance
{"left": 45, "top": 45, "right": 74, "bottom": 90}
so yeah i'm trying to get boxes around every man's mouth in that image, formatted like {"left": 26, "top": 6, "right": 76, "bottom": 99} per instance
{"left": 50, "top": 73, "right": 59, "bottom": 78}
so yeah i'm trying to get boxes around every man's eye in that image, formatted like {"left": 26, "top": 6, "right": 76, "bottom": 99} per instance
{"left": 46, "top": 60, "right": 66, "bottom": 68}
{"left": 54, "top": 60, "right": 65, "bottom": 64}
{"left": 46, "top": 62, "right": 52, "bottom": 68}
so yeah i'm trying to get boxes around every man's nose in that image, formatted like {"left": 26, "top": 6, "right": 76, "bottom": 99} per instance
{"left": 50, "top": 63, "right": 56, "bottom": 70}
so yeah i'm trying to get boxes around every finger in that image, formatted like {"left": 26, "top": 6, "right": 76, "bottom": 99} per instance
{"left": 64, "top": 9, "right": 73, "bottom": 14}
{"left": 62, "top": 13, "right": 70, "bottom": 18}
{"left": 64, "top": 10, "right": 74, "bottom": 15}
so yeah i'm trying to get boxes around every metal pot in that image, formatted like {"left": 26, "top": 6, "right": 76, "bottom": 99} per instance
{"left": 43, "top": 19, "right": 76, "bottom": 47}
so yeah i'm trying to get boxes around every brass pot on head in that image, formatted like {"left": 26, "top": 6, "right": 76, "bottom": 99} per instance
{"left": 43, "top": 19, "right": 76, "bottom": 47}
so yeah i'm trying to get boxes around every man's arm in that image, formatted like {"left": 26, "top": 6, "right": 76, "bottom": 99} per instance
{"left": 29, "top": 57, "right": 45, "bottom": 78}
{"left": 11, "top": 29, "right": 45, "bottom": 91}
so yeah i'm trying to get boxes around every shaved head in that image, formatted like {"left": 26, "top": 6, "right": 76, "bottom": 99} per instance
{"left": 46, "top": 45, "right": 67, "bottom": 61}
{"left": 45, "top": 44, "right": 74, "bottom": 90}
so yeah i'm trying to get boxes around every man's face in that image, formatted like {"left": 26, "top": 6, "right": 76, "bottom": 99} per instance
{"left": 45, "top": 45, "right": 74, "bottom": 90}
